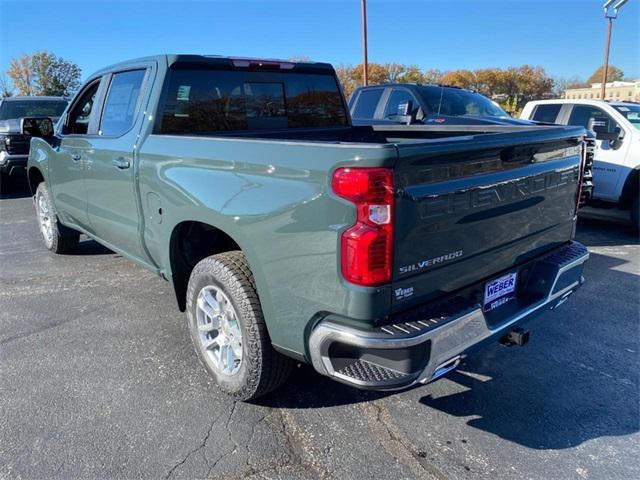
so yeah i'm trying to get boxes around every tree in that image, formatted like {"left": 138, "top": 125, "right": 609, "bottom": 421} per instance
{"left": 398, "top": 65, "right": 425, "bottom": 84}
{"left": 553, "top": 76, "right": 587, "bottom": 97}
{"left": 6, "top": 51, "right": 81, "bottom": 96}
{"left": 586, "top": 65, "right": 624, "bottom": 85}
{"left": 7, "top": 54, "right": 35, "bottom": 95}
{"left": 0, "top": 74, "right": 13, "bottom": 97}
{"left": 335, "top": 64, "right": 357, "bottom": 98}
{"left": 384, "top": 63, "right": 405, "bottom": 83}
{"left": 32, "top": 51, "right": 81, "bottom": 96}
{"left": 422, "top": 69, "right": 444, "bottom": 84}
{"left": 352, "top": 63, "right": 391, "bottom": 86}
{"left": 440, "top": 69, "right": 477, "bottom": 89}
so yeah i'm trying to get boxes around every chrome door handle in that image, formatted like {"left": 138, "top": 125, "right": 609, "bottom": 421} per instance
{"left": 71, "top": 152, "right": 81, "bottom": 161}
{"left": 112, "top": 157, "right": 130, "bottom": 169}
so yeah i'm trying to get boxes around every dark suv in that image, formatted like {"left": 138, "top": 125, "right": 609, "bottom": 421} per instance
{"left": 349, "top": 83, "right": 532, "bottom": 126}
{"left": 0, "top": 96, "right": 68, "bottom": 180}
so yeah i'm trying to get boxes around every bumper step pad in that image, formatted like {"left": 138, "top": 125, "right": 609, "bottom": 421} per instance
{"left": 336, "top": 359, "right": 409, "bottom": 383}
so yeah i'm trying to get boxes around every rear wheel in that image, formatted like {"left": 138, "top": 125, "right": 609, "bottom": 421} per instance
{"left": 35, "top": 183, "right": 79, "bottom": 253}
{"left": 186, "top": 251, "right": 293, "bottom": 401}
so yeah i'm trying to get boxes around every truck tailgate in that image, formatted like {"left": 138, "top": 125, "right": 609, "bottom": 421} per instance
{"left": 391, "top": 127, "right": 585, "bottom": 311}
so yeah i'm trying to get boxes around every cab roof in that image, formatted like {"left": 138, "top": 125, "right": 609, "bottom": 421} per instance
{"left": 90, "top": 54, "right": 335, "bottom": 78}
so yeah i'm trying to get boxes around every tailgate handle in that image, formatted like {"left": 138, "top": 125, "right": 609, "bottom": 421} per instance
{"left": 70, "top": 152, "right": 81, "bottom": 161}
{"left": 112, "top": 157, "right": 130, "bottom": 169}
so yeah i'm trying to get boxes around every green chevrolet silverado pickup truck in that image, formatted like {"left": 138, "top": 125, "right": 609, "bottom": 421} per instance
{"left": 25, "top": 55, "right": 590, "bottom": 400}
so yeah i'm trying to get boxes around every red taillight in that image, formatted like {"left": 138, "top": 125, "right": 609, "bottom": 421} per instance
{"left": 332, "top": 168, "right": 394, "bottom": 286}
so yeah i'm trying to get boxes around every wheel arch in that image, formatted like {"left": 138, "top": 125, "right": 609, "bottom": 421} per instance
{"left": 619, "top": 167, "right": 640, "bottom": 208}
{"left": 167, "top": 220, "right": 264, "bottom": 313}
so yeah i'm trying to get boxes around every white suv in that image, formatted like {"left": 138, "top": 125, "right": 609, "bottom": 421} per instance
{"left": 521, "top": 100, "right": 639, "bottom": 229}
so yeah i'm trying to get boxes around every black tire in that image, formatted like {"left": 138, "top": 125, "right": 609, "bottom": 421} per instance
{"left": 631, "top": 196, "right": 639, "bottom": 234}
{"left": 34, "top": 183, "right": 79, "bottom": 254}
{"left": 186, "top": 251, "right": 294, "bottom": 401}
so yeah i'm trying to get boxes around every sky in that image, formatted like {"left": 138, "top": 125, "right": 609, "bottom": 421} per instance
{"left": 1, "top": 0, "right": 639, "bottom": 85}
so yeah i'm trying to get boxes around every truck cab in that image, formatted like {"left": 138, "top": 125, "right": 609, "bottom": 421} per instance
{"left": 349, "top": 83, "right": 532, "bottom": 127}
{"left": 521, "top": 99, "right": 640, "bottom": 229}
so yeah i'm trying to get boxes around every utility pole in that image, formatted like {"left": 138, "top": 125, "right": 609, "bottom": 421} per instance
{"left": 600, "top": 0, "right": 629, "bottom": 100}
{"left": 361, "top": 0, "right": 368, "bottom": 85}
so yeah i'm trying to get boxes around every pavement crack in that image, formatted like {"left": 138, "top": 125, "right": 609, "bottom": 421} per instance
{"left": 205, "top": 401, "right": 241, "bottom": 477}
{"left": 164, "top": 410, "right": 219, "bottom": 479}
{"left": 275, "top": 408, "right": 332, "bottom": 480}
{"left": 361, "top": 400, "right": 448, "bottom": 480}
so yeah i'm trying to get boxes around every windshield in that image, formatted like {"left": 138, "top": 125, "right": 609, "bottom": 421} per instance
{"left": 419, "top": 86, "right": 509, "bottom": 118}
{"left": 0, "top": 100, "right": 68, "bottom": 121}
{"left": 613, "top": 104, "right": 640, "bottom": 131}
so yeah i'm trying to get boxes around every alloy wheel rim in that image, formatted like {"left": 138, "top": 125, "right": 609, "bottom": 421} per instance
{"left": 195, "top": 285, "right": 243, "bottom": 376}
{"left": 37, "top": 192, "right": 53, "bottom": 246}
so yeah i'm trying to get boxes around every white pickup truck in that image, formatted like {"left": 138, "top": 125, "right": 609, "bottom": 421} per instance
{"left": 521, "top": 100, "right": 640, "bottom": 230}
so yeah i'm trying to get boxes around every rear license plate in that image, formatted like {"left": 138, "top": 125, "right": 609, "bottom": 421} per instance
{"left": 484, "top": 272, "right": 517, "bottom": 312}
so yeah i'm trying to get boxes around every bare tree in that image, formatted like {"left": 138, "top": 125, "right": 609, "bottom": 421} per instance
{"left": 0, "top": 73, "right": 13, "bottom": 98}
{"left": 7, "top": 54, "right": 35, "bottom": 95}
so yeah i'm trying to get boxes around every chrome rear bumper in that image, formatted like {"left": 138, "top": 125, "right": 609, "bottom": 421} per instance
{"left": 308, "top": 241, "right": 589, "bottom": 390}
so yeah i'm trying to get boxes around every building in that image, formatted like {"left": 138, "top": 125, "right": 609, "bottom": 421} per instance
{"left": 564, "top": 80, "right": 639, "bottom": 102}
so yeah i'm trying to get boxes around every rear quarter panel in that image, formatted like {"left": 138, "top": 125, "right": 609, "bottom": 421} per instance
{"left": 137, "top": 135, "right": 397, "bottom": 356}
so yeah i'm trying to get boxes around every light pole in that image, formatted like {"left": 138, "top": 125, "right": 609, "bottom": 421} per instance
{"left": 600, "top": 0, "right": 629, "bottom": 100}
{"left": 361, "top": 0, "right": 368, "bottom": 86}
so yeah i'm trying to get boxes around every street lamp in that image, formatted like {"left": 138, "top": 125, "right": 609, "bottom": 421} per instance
{"left": 600, "top": 0, "right": 629, "bottom": 100}
{"left": 361, "top": 0, "right": 369, "bottom": 85}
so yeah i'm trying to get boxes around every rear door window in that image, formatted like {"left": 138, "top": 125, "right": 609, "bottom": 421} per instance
{"left": 158, "top": 67, "right": 347, "bottom": 134}
{"left": 100, "top": 70, "right": 146, "bottom": 136}
{"left": 352, "top": 88, "right": 384, "bottom": 119}
{"left": 531, "top": 104, "right": 561, "bottom": 123}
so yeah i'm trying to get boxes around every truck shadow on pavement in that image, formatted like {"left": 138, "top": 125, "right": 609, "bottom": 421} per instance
{"left": 257, "top": 364, "right": 391, "bottom": 408}
{"left": 577, "top": 217, "right": 639, "bottom": 245}
{"left": 0, "top": 172, "right": 32, "bottom": 199}
{"left": 68, "top": 238, "right": 114, "bottom": 256}
{"left": 419, "top": 249, "right": 639, "bottom": 449}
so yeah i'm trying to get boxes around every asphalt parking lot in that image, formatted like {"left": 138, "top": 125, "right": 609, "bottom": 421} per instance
{"left": 1, "top": 174, "right": 639, "bottom": 480}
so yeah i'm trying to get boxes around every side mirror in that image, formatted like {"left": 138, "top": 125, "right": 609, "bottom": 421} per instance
{"left": 397, "top": 100, "right": 418, "bottom": 125}
{"left": 21, "top": 117, "right": 54, "bottom": 138}
{"left": 400, "top": 100, "right": 413, "bottom": 117}
{"left": 588, "top": 116, "right": 618, "bottom": 141}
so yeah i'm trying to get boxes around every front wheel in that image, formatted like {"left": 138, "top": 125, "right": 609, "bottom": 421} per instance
{"left": 35, "top": 183, "right": 79, "bottom": 253}
{"left": 186, "top": 251, "right": 294, "bottom": 401}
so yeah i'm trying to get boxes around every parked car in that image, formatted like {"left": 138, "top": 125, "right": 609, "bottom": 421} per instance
{"left": 521, "top": 99, "right": 639, "bottom": 229}
{"left": 25, "top": 55, "right": 589, "bottom": 401}
{"left": 0, "top": 96, "right": 68, "bottom": 181}
{"left": 349, "top": 83, "right": 532, "bottom": 126}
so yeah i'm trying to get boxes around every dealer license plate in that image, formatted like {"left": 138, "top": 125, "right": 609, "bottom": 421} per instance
{"left": 484, "top": 272, "right": 517, "bottom": 312}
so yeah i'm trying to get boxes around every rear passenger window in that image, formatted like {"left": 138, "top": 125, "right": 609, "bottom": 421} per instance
{"left": 100, "top": 70, "right": 146, "bottom": 136}
{"left": 158, "top": 67, "right": 347, "bottom": 134}
{"left": 531, "top": 104, "right": 561, "bottom": 123}
{"left": 352, "top": 89, "right": 383, "bottom": 119}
